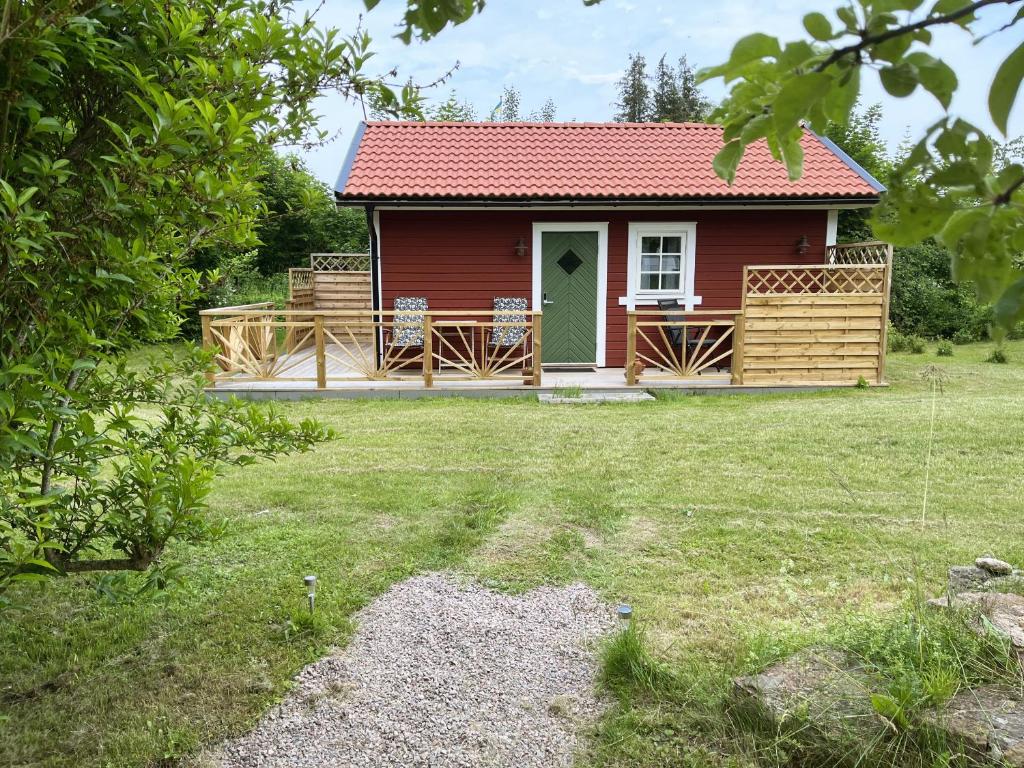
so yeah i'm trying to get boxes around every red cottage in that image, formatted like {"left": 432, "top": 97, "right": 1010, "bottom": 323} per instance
{"left": 200, "top": 122, "right": 893, "bottom": 393}
{"left": 332, "top": 121, "right": 888, "bottom": 381}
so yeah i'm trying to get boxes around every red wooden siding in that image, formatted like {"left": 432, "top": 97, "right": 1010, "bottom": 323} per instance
{"left": 377, "top": 208, "right": 830, "bottom": 367}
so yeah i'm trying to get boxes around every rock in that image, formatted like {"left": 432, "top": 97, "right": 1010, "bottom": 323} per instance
{"left": 976, "top": 557, "right": 1014, "bottom": 576}
{"left": 949, "top": 566, "right": 991, "bottom": 594}
{"left": 732, "top": 649, "right": 883, "bottom": 748}
{"left": 920, "top": 686, "right": 1024, "bottom": 767}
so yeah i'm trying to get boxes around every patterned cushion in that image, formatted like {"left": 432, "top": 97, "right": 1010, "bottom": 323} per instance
{"left": 392, "top": 296, "right": 427, "bottom": 347}
{"left": 490, "top": 297, "right": 528, "bottom": 347}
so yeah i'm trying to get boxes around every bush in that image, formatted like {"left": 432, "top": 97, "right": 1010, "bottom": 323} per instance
{"left": 907, "top": 334, "right": 926, "bottom": 354}
{"left": 936, "top": 340, "right": 953, "bottom": 357}
{"left": 987, "top": 347, "right": 1008, "bottom": 364}
{"left": 889, "top": 240, "right": 990, "bottom": 340}
{"left": 887, "top": 326, "right": 908, "bottom": 352}
{"left": 952, "top": 327, "right": 977, "bottom": 345}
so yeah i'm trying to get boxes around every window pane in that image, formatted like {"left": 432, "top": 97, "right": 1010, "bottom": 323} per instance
{"left": 641, "top": 236, "right": 660, "bottom": 254}
{"left": 661, "top": 236, "right": 682, "bottom": 253}
{"left": 662, "top": 254, "right": 681, "bottom": 273}
{"left": 640, "top": 254, "right": 660, "bottom": 271}
{"left": 661, "top": 273, "right": 680, "bottom": 290}
{"left": 640, "top": 273, "right": 659, "bottom": 290}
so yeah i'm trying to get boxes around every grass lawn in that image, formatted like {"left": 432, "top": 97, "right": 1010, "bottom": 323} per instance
{"left": 2, "top": 340, "right": 1023, "bottom": 767}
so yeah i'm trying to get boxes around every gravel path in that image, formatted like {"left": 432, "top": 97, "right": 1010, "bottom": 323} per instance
{"left": 209, "top": 573, "right": 614, "bottom": 767}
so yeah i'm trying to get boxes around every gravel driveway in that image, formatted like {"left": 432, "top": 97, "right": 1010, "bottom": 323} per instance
{"left": 207, "top": 572, "right": 614, "bottom": 767}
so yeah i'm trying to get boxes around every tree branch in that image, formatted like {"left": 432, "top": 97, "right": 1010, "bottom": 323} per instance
{"left": 814, "top": 0, "right": 1022, "bottom": 73}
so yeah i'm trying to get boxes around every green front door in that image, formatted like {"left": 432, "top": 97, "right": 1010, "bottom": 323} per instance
{"left": 541, "top": 230, "right": 599, "bottom": 364}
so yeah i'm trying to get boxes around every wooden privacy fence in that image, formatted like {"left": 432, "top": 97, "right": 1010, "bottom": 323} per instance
{"left": 200, "top": 309, "right": 542, "bottom": 388}
{"left": 740, "top": 245, "right": 892, "bottom": 385}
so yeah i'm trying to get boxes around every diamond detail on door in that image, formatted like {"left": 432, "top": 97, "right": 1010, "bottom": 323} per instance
{"left": 557, "top": 250, "right": 582, "bottom": 275}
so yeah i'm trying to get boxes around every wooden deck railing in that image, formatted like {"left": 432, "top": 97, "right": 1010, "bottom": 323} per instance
{"left": 626, "top": 310, "right": 744, "bottom": 385}
{"left": 198, "top": 308, "right": 542, "bottom": 388}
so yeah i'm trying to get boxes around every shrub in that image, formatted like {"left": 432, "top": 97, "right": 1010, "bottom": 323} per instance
{"left": 987, "top": 347, "right": 1008, "bottom": 364}
{"left": 908, "top": 335, "right": 926, "bottom": 354}
{"left": 952, "top": 327, "right": 977, "bottom": 345}
{"left": 855, "top": 375, "right": 869, "bottom": 388}
{"left": 887, "top": 326, "right": 909, "bottom": 352}
{"left": 936, "top": 340, "right": 953, "bottom": 357}
{"left": 889, "top": 240, "right": 990, "bottom": 340}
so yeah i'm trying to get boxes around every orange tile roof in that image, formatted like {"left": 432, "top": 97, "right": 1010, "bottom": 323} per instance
{"left": 336, "top": 121, "right": 883, "bottom": 202}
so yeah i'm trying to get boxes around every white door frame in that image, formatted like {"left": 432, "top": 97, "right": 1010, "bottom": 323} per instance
{"left": 531, "top": 222, "right": 608, "bottom": 367}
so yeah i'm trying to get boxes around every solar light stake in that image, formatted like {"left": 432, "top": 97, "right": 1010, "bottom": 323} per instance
{"left": 617, "top": 604, "right": 633, "bottom": 630}
{"left": 304, "top": 575, "right": 317, "bottom": 614}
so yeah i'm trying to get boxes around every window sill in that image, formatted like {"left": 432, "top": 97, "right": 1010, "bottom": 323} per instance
{"left": 618, "top": 294, "right": 703, "bottom": 309}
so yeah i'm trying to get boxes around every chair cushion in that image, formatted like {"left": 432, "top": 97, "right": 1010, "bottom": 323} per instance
{"left": 393, "top": 296, "right": 427, "bottom": 347}
{"left": 491, "top": 297, "right": 528, "bottom": 346}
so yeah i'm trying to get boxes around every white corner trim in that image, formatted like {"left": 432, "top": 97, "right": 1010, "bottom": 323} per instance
{"left": 531, "top": 221, "right": 609, "bottom": 367}
{"left": 372, "top": 208, "right": 383, "bottom": 359}
{"left": 624, "top": 221, "right": 701, "bottom": 311}
{"left": 826, "top": 209, "right": 839, "bottom": 247}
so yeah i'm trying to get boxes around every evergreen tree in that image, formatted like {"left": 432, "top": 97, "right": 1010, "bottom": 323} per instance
{"left": 651, "top": 55, "right": 682, "bottom": 122}
{"left": 674, "top": 56, "right": 713, "bottom": 121}
{"left": 614, "top": 54, "right": 650, "bottom": 122}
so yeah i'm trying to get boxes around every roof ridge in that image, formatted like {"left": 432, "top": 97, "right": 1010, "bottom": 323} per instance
{"left": 363, "top": 121, "right": 718, "bottom": 129}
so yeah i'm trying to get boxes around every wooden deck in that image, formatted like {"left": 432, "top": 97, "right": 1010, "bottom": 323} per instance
{"left": 200, "top": 243, "right": 893, "bottom": 398}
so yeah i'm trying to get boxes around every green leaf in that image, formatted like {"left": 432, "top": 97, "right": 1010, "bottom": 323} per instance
{"left": 773, "top": 73, "right": 830, "bottom": 133}
{"left": 880, "top": 63, "right": 919, "bottom": 97}
{"left": 728, "top": 33, "right": 782, "bottom": 67}
{"left": 993, "top": 274, "right": 1024, "bottom": 329}
{"left": 989, "top": 41, "right": 1024, "bottom": 135}
{"left": 905, "top": 53, "right": 957, "bottom": 109}
{"left": 822, "top": 66, "right": 861, "bottom": 123}
{"left": 803, "top": 12, "right": 834, "bottom": 40}
{"left": 712, "top": 141, "right": 744, "bottom": 184}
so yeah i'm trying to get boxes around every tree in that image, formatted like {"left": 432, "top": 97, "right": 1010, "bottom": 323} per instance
{"left": 615, "top": 54, "right": 651, "bottom": 122}
{"left": 248, "top": 153, "right": 367, "bottom": 275}
{"left": 674, "top": 56, "right": 714, "bottom": 121}
{"left": 651, "top": 56, "right": 682, "bottom": 122}
{"left": 651, "top": 55, "right": 713, "bottom": 122}
{"left": 528, "top": 98, "right": 558, "bottom": 122}
{"left": 699, "top": 0, "right": 1024, "bottom": 332}
{"left": 430, "top": 91, "right": 478, "bottom": 121}
{"left": 0, "top": 0, "right": 452, "bottom": 602}
{"left": 824, "top": 103, "right": 892, "bottom": 242}
{"left": 499, "top": 84, "right": 522, "bottom": 121}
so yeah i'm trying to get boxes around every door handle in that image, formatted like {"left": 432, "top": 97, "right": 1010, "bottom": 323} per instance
{"left": 542, "top": 292, "right": 554, "bottom": 305}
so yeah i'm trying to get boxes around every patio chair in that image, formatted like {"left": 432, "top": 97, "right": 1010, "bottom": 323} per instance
{"left": 656, "top": 298, "right": 723, "bottom": 373}
{"left": 389, "top": 296, "right": 427, "bottom": 348}
{"left": 489, "top": 297, "right": 528, "bottom": 348}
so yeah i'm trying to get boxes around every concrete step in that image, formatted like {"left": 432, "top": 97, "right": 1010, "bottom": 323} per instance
{"left": 538, "top": 391, "right": 655, "bottom": 404}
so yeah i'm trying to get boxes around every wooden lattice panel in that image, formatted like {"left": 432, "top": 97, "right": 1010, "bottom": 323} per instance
{"left": 826, "top": 241, "right": 891, "bottom": 265}
{"left": 745, "top": 265, "right": 886, "bottom": 296}
{"left": 310, "top": 252, "right": 371, "bottom": 272}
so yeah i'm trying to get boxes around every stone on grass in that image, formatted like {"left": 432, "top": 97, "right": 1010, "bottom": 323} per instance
{"left": 949, "top": 566, "right": 992, "bottom": 595}
{"left": 976, "top": 557, "right": 1014, "bottom": 576}
{"left": 207, "top": 572, "right": 614, "bottom": 768}
{"left": 920, "top": 686, "right": 1024, "bottom": 767}
{"left": 929, "top": 591, "right": 1024, "bottom": 652}
{"left": 731, "top": 649, "right": 882, "bottom": 748}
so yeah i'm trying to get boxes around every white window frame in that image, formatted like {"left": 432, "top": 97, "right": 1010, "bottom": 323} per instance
{"left": 621, "top": 222, "right": 701, "bottom": 310}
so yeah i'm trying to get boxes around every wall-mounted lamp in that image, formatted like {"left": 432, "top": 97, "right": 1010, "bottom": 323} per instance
{"left": 513, "top": 237, "right": 528, "bottom": 258}
{"left": 795, "top": 235, "right": 811, "bottom": 256}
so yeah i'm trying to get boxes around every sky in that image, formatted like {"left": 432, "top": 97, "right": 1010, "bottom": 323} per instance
{"left": 292, "top": 0, "right": 1024, "bottom": 186}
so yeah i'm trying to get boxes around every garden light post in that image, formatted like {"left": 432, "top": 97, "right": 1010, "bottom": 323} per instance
{"left": 304, "top": 574, "right": 317, "bottom": 614}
